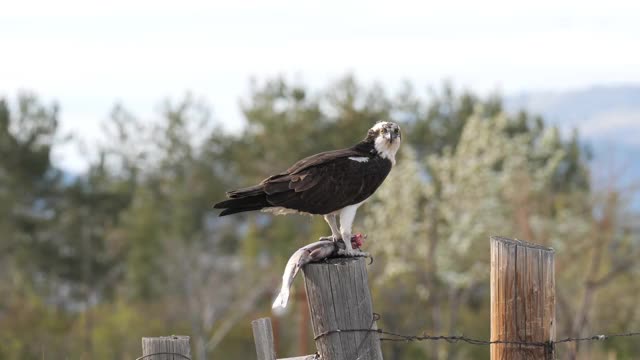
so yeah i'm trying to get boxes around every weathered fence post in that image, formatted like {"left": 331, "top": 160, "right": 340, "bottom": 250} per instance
{"left": 141, "top": 335, "right": 191, "bottom": 360}
{"left": 490, "top": 236, "right": 555, "bottom": 360}
{"left": 252, "top": 318, "right": 277, "bottom": 360}
{"left": 302, "top": 257, "right": 383, "bottom": 360}
{"left": 251, "top": 317, "right": 318, "bottom": 360}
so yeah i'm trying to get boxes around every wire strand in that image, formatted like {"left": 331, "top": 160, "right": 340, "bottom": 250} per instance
{"left": 312, "top": 313, "right": 640, "bottom": 350}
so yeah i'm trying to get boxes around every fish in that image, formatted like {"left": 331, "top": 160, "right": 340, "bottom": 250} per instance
{"left": 272, "top": 234, "right": 365, "bottom": 309}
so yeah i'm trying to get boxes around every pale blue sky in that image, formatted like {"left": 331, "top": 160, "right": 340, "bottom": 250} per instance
{"left": 2, "top": 0, "right": 640, "bottom": 172}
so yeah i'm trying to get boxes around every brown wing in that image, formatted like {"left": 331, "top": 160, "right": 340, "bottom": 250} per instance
{"left": 262, "top": 155, "right": 392, "bottom": 215}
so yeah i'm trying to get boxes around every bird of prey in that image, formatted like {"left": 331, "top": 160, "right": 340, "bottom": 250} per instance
{"left": 213, "top": 121, "right": 401, "bottom": 256}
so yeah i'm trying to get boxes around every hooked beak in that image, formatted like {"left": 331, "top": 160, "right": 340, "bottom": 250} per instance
{"left": 384, "top": 132, "right": 398, "bottom": 142}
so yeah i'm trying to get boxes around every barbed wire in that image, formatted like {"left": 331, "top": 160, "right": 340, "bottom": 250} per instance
{"left": 554, "top": 332, "right": 640, "bottom": 344}
{"left": 312, "top": 313, "right": 640, "bottom": 360}
{"left": 377, "top": 330, "right": 640, "bottom": 346}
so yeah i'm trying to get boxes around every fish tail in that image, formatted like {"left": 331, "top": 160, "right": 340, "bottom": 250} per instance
{"left": 272, "top": 288, "right": 290, "bottom": 309}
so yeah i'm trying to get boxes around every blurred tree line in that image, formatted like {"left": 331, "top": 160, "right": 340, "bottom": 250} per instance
{"left": 0, "top": 76, "right": 638, "bottom": 360}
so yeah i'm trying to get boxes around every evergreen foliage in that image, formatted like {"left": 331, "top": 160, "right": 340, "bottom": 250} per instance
{"left": 0, "top": 77, "right": 637, "bottom": 359}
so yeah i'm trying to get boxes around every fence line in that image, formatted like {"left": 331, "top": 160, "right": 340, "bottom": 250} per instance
{"left": 250, "top": 236, "right": 636, "bottom": 360}
{"left": 313, "top": 312, "right": 640, "bottom": 350}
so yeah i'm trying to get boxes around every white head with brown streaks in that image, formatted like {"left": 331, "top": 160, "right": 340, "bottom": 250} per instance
{"left": 368, "top": 121, "right": 401, "bottom": 165}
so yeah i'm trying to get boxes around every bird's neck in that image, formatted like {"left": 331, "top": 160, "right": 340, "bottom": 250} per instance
{"left": 373, "top": 136, "right": 400, "bottom": 165}
{"left": 353, "top": 138, "right": 400, "bottom": 165}
{"left": 352, "top": 140, "right": 378, "bottom": 156}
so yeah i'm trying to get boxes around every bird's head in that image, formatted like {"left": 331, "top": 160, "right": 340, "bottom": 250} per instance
{"left": 365, "top": 121, "right": 402, "bottom": 165}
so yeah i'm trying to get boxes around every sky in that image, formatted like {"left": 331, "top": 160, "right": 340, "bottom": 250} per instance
{"left": 2, "top": 0, "right": 640, "bottom": 172}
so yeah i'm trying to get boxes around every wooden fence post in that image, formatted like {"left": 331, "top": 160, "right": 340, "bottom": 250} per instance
{"left": 302, "top": 257, "right": 383, "bottom": 360}
{"left": 252, "top": 318, "right": 277, "bottom": 360}
{"left": 141, "top": 335, "right": 191, "bottom": 360}
{"left": 490, "top": 236, "right": 556, "bottom": 360}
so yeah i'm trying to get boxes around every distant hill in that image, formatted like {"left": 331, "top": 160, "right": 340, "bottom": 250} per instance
{"left": 505, "top": 85, "right": 640, "bottom": 211}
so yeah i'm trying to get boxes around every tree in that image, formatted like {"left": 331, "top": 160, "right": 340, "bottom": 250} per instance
{"left": 2, "top": 76, "right": 636, "bottom": 360}
{"left": 363, "top": 104, "right": 598, "bottom": 359}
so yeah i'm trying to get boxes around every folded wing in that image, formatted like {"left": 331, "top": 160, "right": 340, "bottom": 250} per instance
{"left": 214, "top": 148, "right": 391, "bottom": 216}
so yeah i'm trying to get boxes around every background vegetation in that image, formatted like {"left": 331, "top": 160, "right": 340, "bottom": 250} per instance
{"left": 1, "top": 75, "right": 638, "bottom": 359}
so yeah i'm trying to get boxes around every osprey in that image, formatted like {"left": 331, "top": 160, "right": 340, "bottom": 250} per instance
{"left": 213, "top": 121, "right": 401, "bottom": 256}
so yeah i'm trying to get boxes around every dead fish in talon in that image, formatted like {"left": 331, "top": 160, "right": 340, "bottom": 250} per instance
{"left": 272, "top": 233, "right": 366, "bottom": 309}
{"left": 271, "top": 242, "right": 334, "bottom": 309}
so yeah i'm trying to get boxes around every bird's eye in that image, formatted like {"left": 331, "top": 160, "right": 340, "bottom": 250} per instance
{"left": 381, "top": 128, "right": 387, "bottom": 133}
{"left": 394, "top": 128, "right": 399, "bottom": 134}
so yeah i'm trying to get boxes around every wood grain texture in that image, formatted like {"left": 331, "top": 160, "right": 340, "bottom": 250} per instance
{"left": 252, "top": 318, "right": 277, "bottom": 360}
{"left": 490, "top": 236, "right": 555, "bottom": 360}
{"left": 141, "top": 335, "right": 191, "bottom": 360}
{"left": 302, "top": 257, "right": 383, "bottom": 360}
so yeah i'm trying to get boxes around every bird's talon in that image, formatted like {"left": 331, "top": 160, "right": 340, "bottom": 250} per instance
{"left": 337, "top": 249, "right": 370, "bottom": 258}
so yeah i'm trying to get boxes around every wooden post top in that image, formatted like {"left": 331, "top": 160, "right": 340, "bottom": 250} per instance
{"left": 142, "top": 335, "right": 190, "bottom": 341}
{"left": 252, "top": 318, "right": 277, "bottom": 360}
{"left": 491, "top": 235, "right": 554, "bottom": 252}
{"left": 141, "top": 335, "right": 191, "bottom": 360}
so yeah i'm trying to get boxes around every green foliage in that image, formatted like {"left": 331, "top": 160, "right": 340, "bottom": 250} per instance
{"left": 0, "top": 94, "right": 61, "bottom": 263}
{"left": 0, "top": 77, "right": 637, "bottom": 360}
{"left": 0, "top": 293, "right": 73, "bottom": 360}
